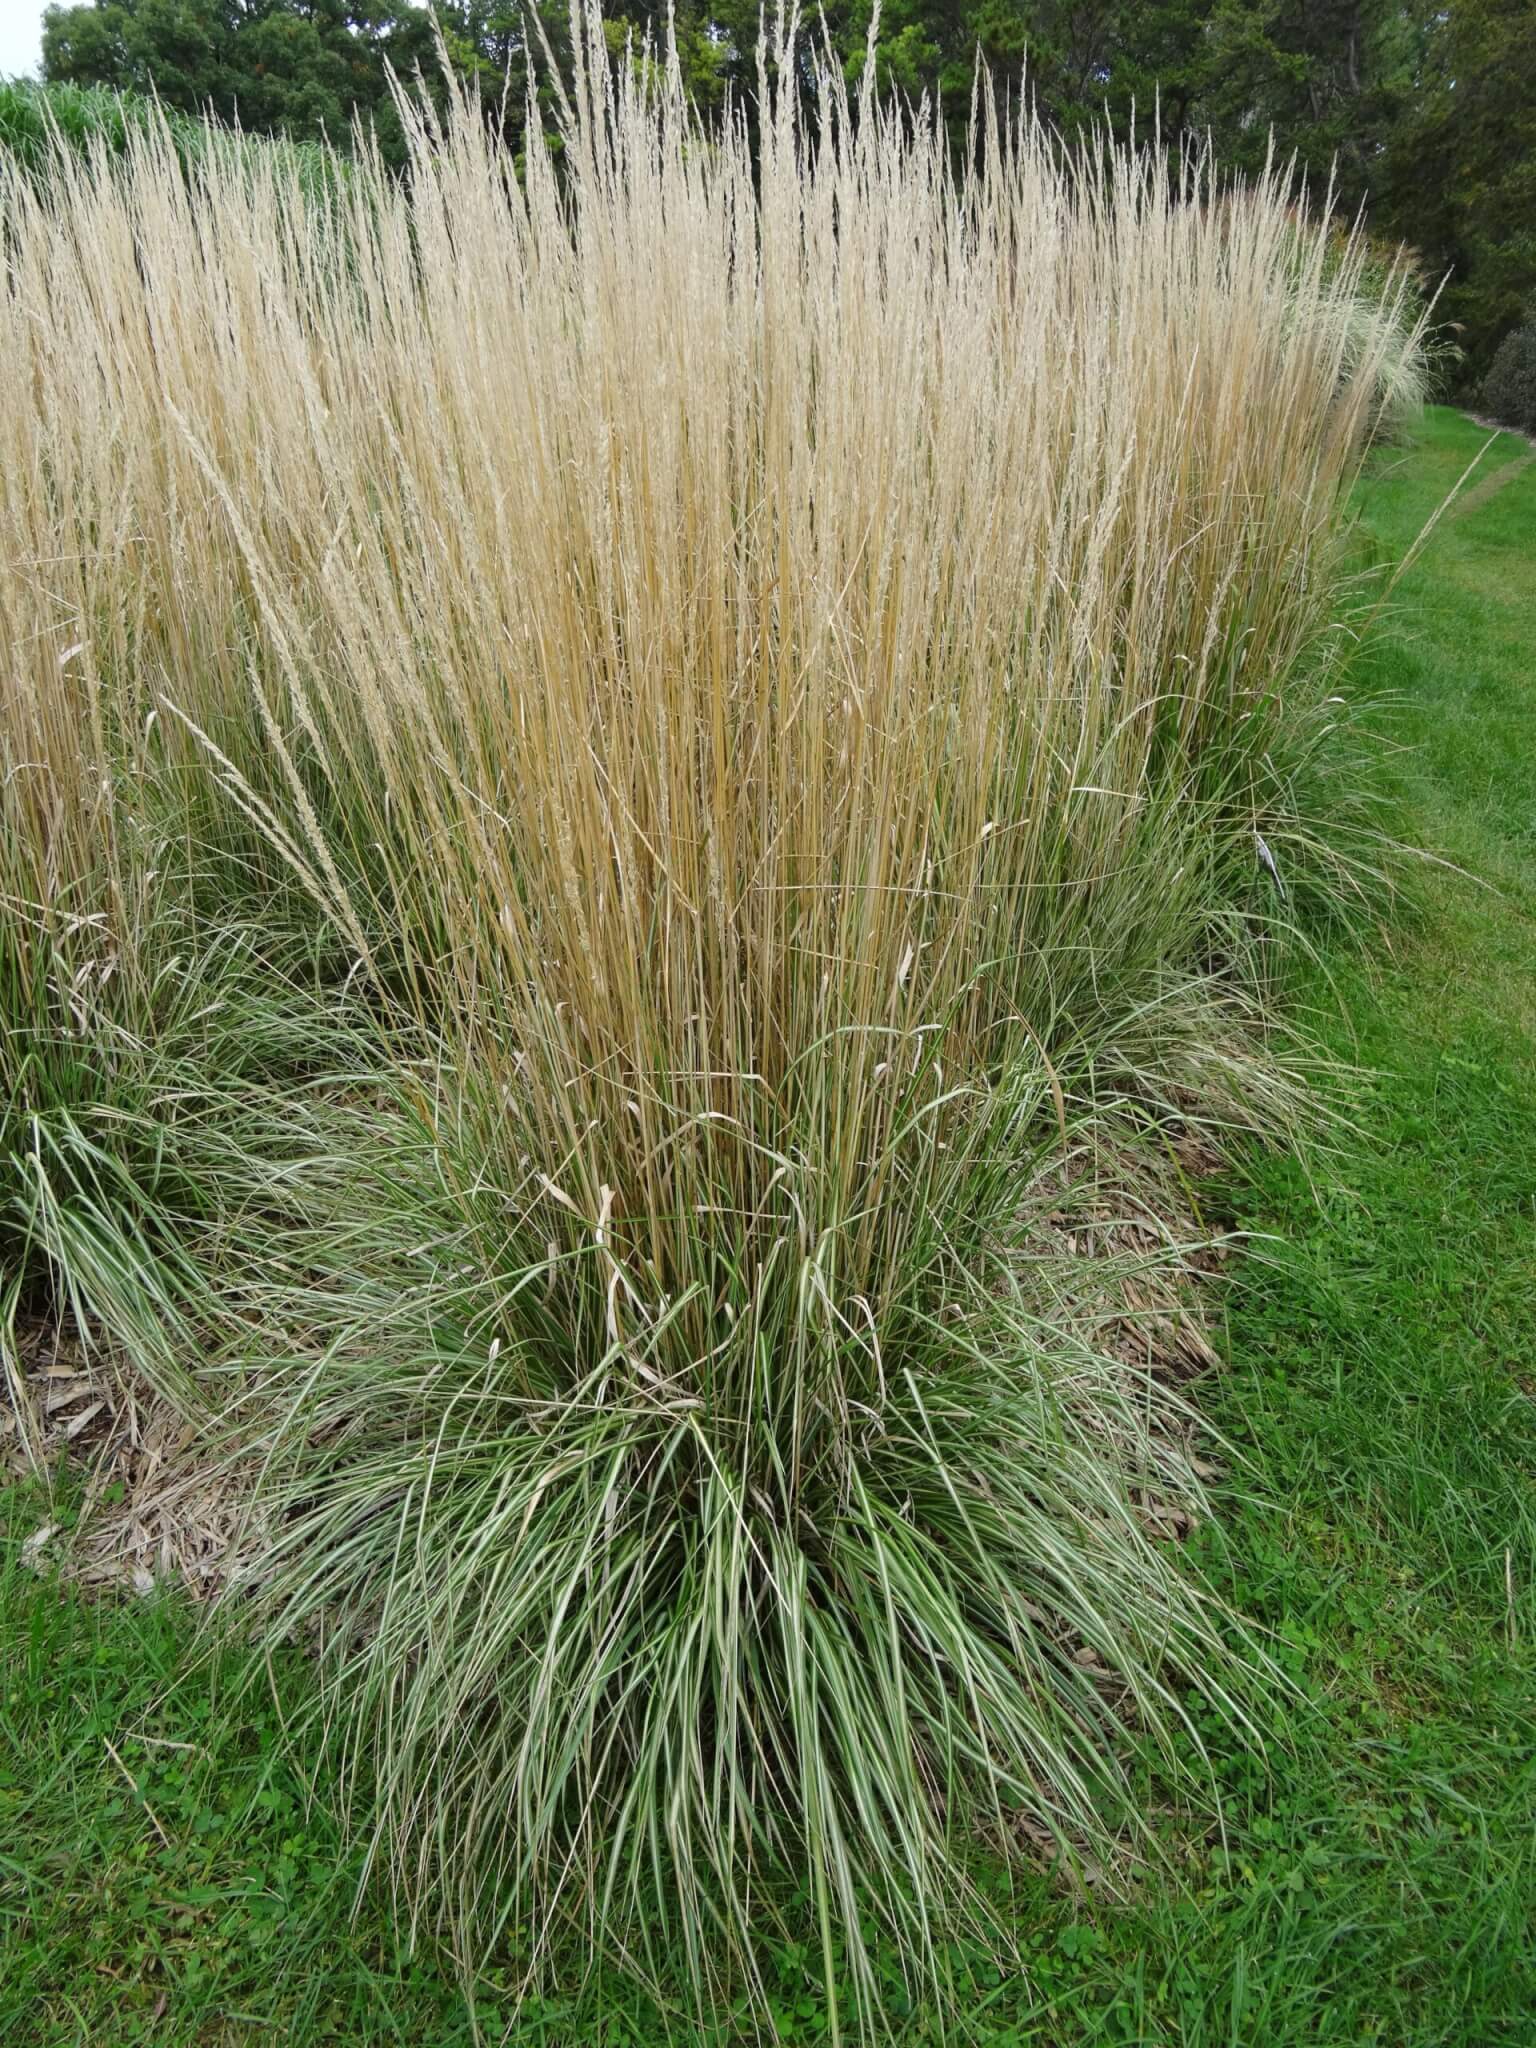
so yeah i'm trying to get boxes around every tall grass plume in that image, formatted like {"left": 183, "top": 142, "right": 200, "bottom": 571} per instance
{"left": 0, "top": 11, "right": 1427, "bottom": 2027}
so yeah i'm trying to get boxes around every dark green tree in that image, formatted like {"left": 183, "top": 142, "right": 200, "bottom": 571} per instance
{"left": 41, "top": 0, "right": 453, "bottom": 161}
{"left": 1376, "top": 0, "right": 1536, "bottom": 372}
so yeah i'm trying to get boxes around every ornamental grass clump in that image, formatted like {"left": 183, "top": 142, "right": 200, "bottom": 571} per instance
{"left": 0, "top": 10, "right": 1426, "bottom": 2026}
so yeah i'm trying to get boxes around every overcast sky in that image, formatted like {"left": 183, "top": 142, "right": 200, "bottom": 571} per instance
{"left": 0, "top": 0, "right": 45, "bottom": 79}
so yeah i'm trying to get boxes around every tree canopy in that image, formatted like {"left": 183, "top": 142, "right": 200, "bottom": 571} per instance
{"left": 29, "top": 0, "right": 1536, "bottom": 373}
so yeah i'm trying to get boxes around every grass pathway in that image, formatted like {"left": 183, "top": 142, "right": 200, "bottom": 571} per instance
{"left": 2, "top": 408, "right": 1533, "bottom": 2044}
{"left": 1069, "top": 404, "right": 1536, "bottom": 2044}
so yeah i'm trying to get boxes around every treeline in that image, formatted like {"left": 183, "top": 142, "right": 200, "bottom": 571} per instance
{"left": 28, "top": 0, "right": 1536, "bottom": 377}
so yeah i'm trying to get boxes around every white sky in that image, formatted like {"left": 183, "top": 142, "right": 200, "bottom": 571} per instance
{"left": 0, "top": 0, "right": 46, "bottom": 79}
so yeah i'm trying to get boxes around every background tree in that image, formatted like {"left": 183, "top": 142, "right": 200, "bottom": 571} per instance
{"left": 1376, "top": 0, "right": 1536, "bottom": 372}
{"left": 41, "top": 0, "right": 464, "bottom": 162}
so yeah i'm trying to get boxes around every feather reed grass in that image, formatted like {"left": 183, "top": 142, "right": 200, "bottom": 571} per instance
{"left": 0, "top": 13, "right": 1427, "bottom": 2027}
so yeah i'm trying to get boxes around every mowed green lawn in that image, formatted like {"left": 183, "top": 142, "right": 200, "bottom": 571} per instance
{"left": 2, "top": 405, "right": 1533, "bottom": 2045}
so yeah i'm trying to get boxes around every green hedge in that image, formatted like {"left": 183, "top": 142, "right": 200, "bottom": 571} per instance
{"left": 1482, "top": 316, "right": 1536, "bottom": 437}
{"left": 0, "top": 77, "right": 346, "bottom": 197}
